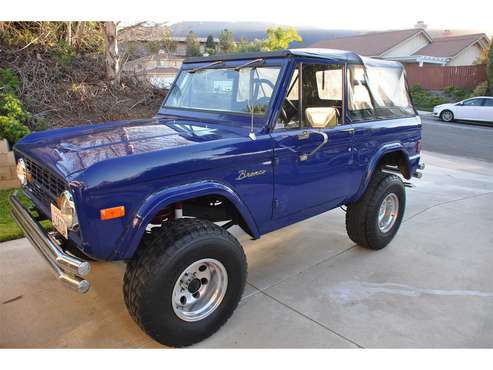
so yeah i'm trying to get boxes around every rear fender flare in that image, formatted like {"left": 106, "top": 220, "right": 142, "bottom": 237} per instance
{"left": 352, "top": 143, "right": 411, "bottom": 202}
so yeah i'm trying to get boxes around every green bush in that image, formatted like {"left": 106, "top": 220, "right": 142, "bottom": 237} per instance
{"left": 0, "top": 68, "right": 21, "bottom": 93}
{"left": 443, "top": 85, "right": 471, "bottom": 101}
{"left": 49, "top": 41, "right": 76, "bottom": 66}
{"left": 471, "top": 81, "right": 488, "bottom": 97}
{"left": 0, "top": 116, "right": 30, "bottom": 145}
{"left": 409, "top": 85, "right": 448, "bottom": 110}
{"left": 0, "top": 68, "right": 31, "bottom": 146}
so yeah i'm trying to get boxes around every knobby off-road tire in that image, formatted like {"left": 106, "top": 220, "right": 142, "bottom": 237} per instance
{"left": 123, "top": 218, "right": 247, "bottom": 347}
{"left": 346, "top": 172, "right": 405, "bottom": 250}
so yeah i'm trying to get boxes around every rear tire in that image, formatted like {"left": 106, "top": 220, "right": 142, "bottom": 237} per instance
{"left": 440, "top": 110, "right": 454, "bottom": 122}
{"left": 123, "top": 218, "right": 247, "bottom": 347}
{"left": 346, "top": 172, "right": 405, "bottom": 250}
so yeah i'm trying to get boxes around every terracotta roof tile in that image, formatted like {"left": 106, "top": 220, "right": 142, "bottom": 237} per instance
{"left": 309, "top": 29, "right": 425, "bottom": 56}
{"left": 413, "top": 33, "right": 488, "bottom": 57}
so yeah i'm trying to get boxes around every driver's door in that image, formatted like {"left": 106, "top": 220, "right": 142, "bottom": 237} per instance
{"left": 456, "top": 98, "right": 483, "bottom": 120}
{"left": 272, "top": 62, "right": 354, "bottom": 220}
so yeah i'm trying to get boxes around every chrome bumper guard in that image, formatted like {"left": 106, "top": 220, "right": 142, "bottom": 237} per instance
{"left": 9, "top": 191, "right": 91, "bottom": 293}
{"left": 414, "top": 162, "right": 425, "bottom": 178}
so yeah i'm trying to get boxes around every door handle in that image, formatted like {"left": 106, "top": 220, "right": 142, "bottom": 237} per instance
{"left": 299, "top": 130, "right": 329, "bottom": 161}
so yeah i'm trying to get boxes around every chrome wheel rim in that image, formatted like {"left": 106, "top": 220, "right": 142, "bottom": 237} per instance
{"left": 172, "top": 258, "right": 228, "bottom": 322}
{"left": 442, "top": 111, "right": 452, "bottom": 121}
{"left": 378, "top": 193, "right": 399, "bottom": 233}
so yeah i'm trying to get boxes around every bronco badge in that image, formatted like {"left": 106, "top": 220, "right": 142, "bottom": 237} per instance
{"left": 236, "top": 169, "right": 267, "bottom": 181}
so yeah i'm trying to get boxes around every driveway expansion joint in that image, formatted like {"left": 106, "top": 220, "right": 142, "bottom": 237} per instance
{"left": 404, "top": 191, "right": 493, "bottom": 224}
{"left": 248, "top": 281, "right": 364, "bottom": 349}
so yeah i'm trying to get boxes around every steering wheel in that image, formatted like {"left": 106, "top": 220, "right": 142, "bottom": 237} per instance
{"left": 285, "top": 98, "right": 298, "bottom": 112}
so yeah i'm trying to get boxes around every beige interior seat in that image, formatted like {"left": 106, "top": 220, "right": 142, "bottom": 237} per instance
{"left": 352, "top": 85, "right": 372, "bottom": 110}
{"left": 305, "top": 107, "right": 339, "bottom": 128}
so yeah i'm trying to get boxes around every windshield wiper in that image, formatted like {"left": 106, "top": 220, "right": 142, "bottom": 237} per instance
{"left": 189, "top": 60, "right": 224, "bottom": 73}
{"left": 234, "top": 58, "right": 264, "bottom": 71}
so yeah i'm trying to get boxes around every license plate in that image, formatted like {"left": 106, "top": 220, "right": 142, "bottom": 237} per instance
{"left": 51, "top": 203, "right": 68, "bottom": 239}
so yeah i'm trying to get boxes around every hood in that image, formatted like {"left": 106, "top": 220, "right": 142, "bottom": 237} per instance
{"left": 14, "top": 116, "right": 245, "bottom": 177}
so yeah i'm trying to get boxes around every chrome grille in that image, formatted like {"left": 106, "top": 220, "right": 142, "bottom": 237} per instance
{"left": 25, "top": 158, "right": 66, "bottom": 203}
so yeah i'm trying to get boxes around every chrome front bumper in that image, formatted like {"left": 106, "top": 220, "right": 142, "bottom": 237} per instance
{"left": 9, "top": 190, "right": 91, "bottom": 293}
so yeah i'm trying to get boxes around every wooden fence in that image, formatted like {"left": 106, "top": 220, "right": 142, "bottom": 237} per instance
{"left": 404, "top": 63, "right": 487, "bottom": 90}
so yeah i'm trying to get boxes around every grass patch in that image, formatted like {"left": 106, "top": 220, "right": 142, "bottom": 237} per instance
{"left": 0, "top": 188, "right": 51, "bottom": 242}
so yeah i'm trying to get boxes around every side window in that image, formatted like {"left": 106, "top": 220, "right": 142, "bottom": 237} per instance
{"left": 277, "top": 63, "right": 343, "bottom": 130}
{"left": 483, "top": 99, "right": 493, "bottom": 107}
{"left": 462, "top": 98, "right": 483, "bottom": 106}
{"left": 316, "top": 69, "right": 342, "bottom": 100}
{"left": 347, "top": 65, "right": 375, "bottom": 122}
{"left": 276, "top": 66, "right": 301, "bottom": 130}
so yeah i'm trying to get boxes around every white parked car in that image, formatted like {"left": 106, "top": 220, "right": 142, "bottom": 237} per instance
{"left": 433, "top": 96, "right": 493, "bottom": 123}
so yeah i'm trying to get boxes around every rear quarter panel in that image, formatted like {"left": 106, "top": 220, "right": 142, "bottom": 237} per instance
{"left": 348, "top": 115, "right": 422, "bottom": 202}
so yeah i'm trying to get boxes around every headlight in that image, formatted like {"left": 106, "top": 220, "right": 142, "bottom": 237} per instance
{"left": 16, "top": 158, "right": 27, "bottom": 185}
{"left": 60, "top": 191, "right": 79, "bottom": 229}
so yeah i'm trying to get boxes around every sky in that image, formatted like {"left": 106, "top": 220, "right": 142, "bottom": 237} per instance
{"left": 4, "top": 0, "right": 493, "bottom": 35}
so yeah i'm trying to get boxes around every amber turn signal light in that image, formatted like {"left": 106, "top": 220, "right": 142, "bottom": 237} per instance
{"left": 100, "top": 206, "right": 125, "bottom": 220}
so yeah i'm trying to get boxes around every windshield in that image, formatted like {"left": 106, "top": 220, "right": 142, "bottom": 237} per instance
{"left": 163, "top": 66, "right": 281, "bottom": 116}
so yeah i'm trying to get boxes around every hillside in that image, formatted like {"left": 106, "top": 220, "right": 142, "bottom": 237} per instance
{"left": 169, "top": 21, "right": 363, "bottom": 46}
{"left": 0, "top": 23, "right": 166, "bottom": 131}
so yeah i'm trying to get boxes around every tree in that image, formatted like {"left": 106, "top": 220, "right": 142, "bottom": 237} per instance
{"left": 65, "top": 21, "right": 72, "bottom": 46}
{"left": 186, "top": 31, "right": 201, "bottom": 57}
{"left": 73, "top": 22, "right": 86, "bottom": 50}
{"left": 205, "top": 34, "right": 215, "bottom": 49}
{"left": 103, "top": 21, "right": 120, "bottom": 85}
{"left": 236, "top": 37, "right": 263, "bottom": 53}
{"left": 204, "top": 35, "right": 216, "bottom": 55}
{"left": 262, "top": 27, "right": 302, "bottom": 51}
{"left": 219, "top": 29, "right": 236, "bottom": 53}
{"left": 487, "top": 38, "right": 493, "bottom": 95}
{"left": 162, "top": 26, "right": 177, "bottom": 55}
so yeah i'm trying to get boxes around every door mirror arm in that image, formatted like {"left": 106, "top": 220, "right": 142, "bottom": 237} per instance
{"left": 299, "top": 130, "right": 328, "bottom": 161}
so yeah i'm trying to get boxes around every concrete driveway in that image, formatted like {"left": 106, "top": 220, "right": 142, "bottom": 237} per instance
{"left": 1, "top": 151, "right": 492, "bottom": 348}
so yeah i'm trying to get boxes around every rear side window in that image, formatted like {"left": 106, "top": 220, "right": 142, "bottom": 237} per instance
{"left": 347, "top": 64, "right": 415, "bottom": 122}
{"left": 365, "top": 66, "right": 415, "bottom": 119}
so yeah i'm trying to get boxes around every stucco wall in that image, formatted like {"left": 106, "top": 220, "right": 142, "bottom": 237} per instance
{"left": 0, "top": 139, "right": 20, "bottom": 189}
{"left": 381, "top": 33, "right": 430, "bottom": 58}
{"left": 448, "top": 43, "right": 483, "bottom": 66}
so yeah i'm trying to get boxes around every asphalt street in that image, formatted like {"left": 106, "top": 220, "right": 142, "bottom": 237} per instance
{"left": 421, "top": 115, "right": 493, "bottom": 162}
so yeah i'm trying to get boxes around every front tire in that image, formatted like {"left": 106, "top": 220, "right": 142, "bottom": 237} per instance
{"left": 440, "top": 109, "right": 454, "bottom": 122}
{"left": 346, "top": 172, "right": 405, "bottom": 250}
{"left": 123, "top": 218, "right": 247, "bottom": 347}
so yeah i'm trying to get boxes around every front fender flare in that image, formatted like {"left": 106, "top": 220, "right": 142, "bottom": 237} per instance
{"left": 115, "top": 180, "right": 260, "bottom": 259}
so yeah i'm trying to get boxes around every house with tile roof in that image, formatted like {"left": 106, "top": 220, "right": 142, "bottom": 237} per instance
{"left": 310, "top": 28, "right": 489, "bottom": 67}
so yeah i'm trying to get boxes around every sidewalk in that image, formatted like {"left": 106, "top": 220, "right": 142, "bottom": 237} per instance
{"left": 1, "top": 151, "right": 492, "bottom": 348}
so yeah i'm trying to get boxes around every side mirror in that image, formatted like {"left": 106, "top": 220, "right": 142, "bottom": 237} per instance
{"left": 456, "top": 102, "right": 463, "bottom": 106}
{"left": 305, "top": 107, "right": 338, "bottom": 129}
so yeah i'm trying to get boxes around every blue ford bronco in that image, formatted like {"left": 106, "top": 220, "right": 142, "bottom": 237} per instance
{"left": 10, "top": 48, "right": 423, "bottom": 347}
